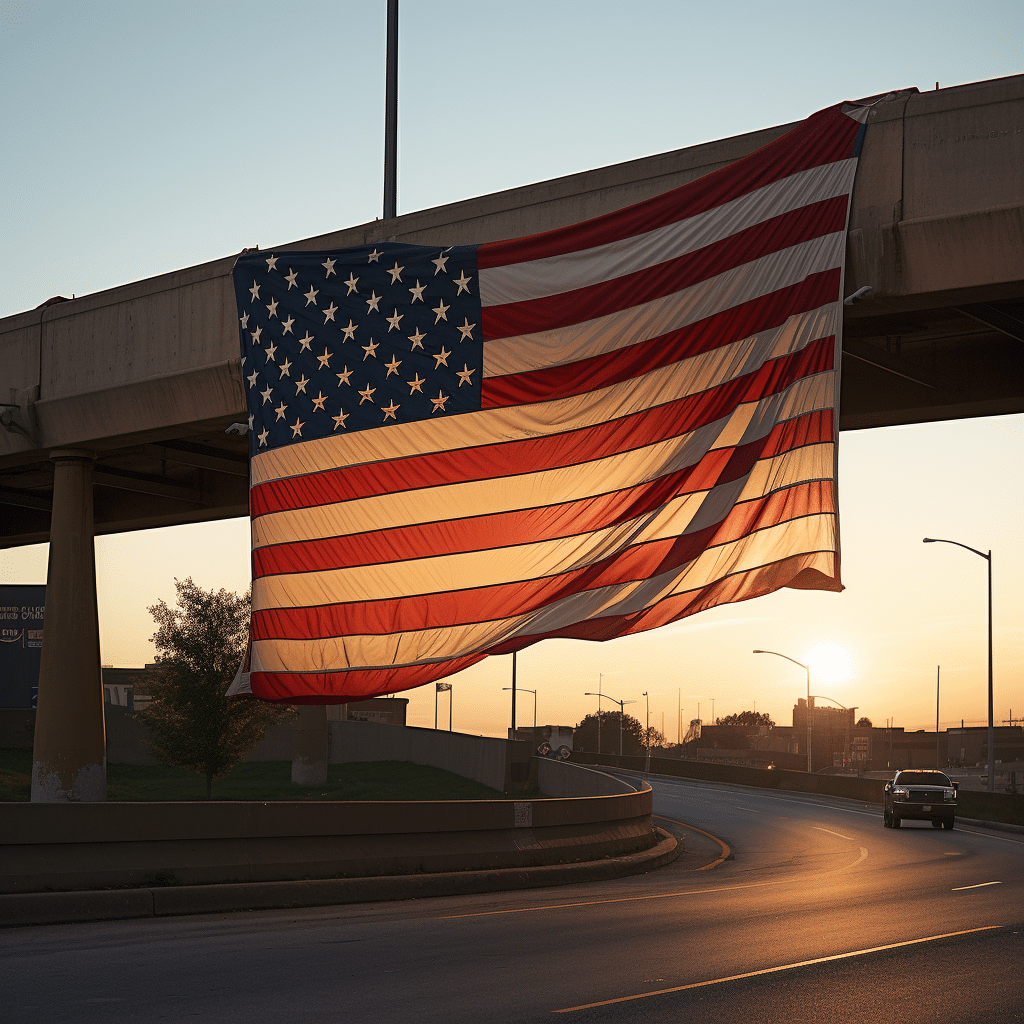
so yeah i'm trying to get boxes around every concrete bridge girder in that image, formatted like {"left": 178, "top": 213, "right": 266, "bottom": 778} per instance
{"left": 1, "top": 74, "right": 1021, "bottom": 547}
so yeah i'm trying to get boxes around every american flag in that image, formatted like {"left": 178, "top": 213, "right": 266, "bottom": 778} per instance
{"left": 231, "top": 102, "right": 868, "bottom": 704}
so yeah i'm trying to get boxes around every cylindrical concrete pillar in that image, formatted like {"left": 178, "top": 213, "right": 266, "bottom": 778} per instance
{"left": 31, "top": 450, "right": 106, "bottom": 802}
{"left": 291, "top": 705, "right": 328, "bottom": 786}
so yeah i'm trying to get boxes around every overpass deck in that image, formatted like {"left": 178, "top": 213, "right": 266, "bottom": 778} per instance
{"left": 2, "top": 75, "right": 1021, "bottom": 547}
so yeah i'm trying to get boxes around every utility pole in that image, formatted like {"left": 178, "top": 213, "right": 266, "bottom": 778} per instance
{"left": 383, "top": 0, "right": 398, "bottom": 220}
{"left": 642, "top": 691, "right": 650, "bottom": 772}
{"left": 936, "top": 665, "right": 941, "bottom": 769}
{"left": 511, "top": 651, "right": 517, "bottom": 739}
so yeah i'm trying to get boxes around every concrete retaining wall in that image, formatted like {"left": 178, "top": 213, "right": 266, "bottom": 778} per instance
{"left": 328, "top": 720, "right": 526, "bottom": 793}
{"left": 576, "top": 751, "right": 887, "bottom": 802}
{"left": 536, "top": 758, "right": 638, "bottom": 797}
{"left": 0, "top": 771, "right": 654, "bottom": 894}
{"left": 3, "top": 709, "right": 536, "bottom": 794}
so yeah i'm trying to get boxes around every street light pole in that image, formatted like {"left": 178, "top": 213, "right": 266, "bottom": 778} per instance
{"left": 584, "top": 693, "right": 636, "bottom": 756}
{"left": 924, "top": 537, "right": 994, "bottom": 792}
{"left": 642, "top": 691, "right": 650, "bottom": 771}
{"left": 504, "top": 687, "right": 537, "bottom": 732}
{"left": 755, "top": 649, "right": 812, "bottom": 773}
{"left": 510, "top": 651, "right": 517, "bottom": 739}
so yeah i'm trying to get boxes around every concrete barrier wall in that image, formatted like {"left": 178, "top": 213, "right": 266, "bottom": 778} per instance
{"left": 536, "top": 758, "right": 639, "bottom": 798}
{"left": 328, "top": 721, "right": 524, "bottom": 793}
{"left": 574, "top": 752, "right": 1024, "bottom": 825}
{"left": 576, "top": 752, "right": 888, "bottom": 802}
{"left": 4, "top": 710, "right": 533, "bottom": 794}
{"left": 0, "top": 781, "right": 654, "bottom": 894}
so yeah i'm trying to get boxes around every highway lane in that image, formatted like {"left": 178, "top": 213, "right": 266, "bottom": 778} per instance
{"left": 3, "top": 776, "right": 1022, "bottom": 1022}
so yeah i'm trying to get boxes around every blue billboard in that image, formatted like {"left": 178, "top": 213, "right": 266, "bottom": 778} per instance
{"left": 0, "top": 585, "right": 45, "bottom": 708}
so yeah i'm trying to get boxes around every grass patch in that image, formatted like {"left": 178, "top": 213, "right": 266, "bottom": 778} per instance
{"left": 0, "top": 750, "right": 527, "bottom": 802}
{"left": 0, "top": 748, "right": 30, "bottom": 801}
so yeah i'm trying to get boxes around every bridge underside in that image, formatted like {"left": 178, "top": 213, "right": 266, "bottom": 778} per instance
{"left": 2, "top": 76, "right": 1021, "bottom": 549}
{"left": 2, "top": 295, "right": 1021, "bottom": 550}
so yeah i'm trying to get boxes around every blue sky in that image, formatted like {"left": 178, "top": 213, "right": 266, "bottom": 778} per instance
{"left": 2, "top": 1, "right": 1021, "bottom": 737}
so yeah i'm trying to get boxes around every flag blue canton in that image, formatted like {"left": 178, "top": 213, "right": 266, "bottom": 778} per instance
{"left": 233, "top": 243, "right": 482, "bottom": 455}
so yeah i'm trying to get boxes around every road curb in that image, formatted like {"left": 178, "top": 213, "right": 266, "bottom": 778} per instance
{"left": 0, "top": 827, "right": 680, "bottom": 928}
{"left": 957, "top": 816, "right": 1024, "bottom": 835}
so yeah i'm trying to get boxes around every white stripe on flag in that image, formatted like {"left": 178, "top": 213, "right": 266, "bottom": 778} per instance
{"left": 482, "top": 231, "right": 845, "bottom": 376}
{"left": 479, "top": 160, "right": 857, "bottom": 306}
{"left": 250, "top": 300, "right": 837, "bottom": 489}
{"left": 250, "top": 516, "right": 837, "bottom": 672}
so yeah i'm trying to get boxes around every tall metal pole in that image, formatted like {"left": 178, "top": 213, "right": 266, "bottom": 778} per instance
{"left": 936, "top": 665, "right": 941, "bottom": 769}
{"left": 643, "top": 691, "right": 650, "bottom": 772}
{"left": 754, "top": 649, "right": 812, "bottom": 773}
{"left": 449, "top": 686, "right": 452, "bottom": 732}
{"left": 383, "top": 0, "right": 399, "bottom": 220}
{"left": 988, "top": 550, "right": 994, "bottom": 790}
{"left": 923, "top": 538, "right": 994, "bottom": 792}
{"left": 511, "top": 650, "right": 517, "bottom": 739}
{"left": 806, "top": 666, "right": 812, "bottom": 773}
{"left": 434, "top": 685, "right": 438, "bottom": 730}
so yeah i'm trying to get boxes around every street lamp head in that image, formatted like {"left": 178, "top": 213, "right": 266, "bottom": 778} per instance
{"left": 923, "top": 537, "right": 936, "bottom": 543}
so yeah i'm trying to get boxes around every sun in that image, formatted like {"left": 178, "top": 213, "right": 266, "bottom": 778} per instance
{"left": 806, "top": 643, "right": 853, "bottom": 686}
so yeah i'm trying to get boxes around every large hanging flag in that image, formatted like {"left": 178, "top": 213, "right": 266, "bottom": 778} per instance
{"left": 230, "top": 102, "right": 869, "bottom": 703}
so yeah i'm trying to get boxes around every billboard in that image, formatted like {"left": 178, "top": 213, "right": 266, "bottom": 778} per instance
{"left": 0, "top": 585, "right": 45, "bottom": 708}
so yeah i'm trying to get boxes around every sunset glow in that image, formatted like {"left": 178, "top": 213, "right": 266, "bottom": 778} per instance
{"left": 806, "top": 644, "right": 853, "bottom": 687}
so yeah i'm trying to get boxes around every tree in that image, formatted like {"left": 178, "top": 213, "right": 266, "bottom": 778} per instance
{"left": 642, "top": 726, "right": 666, "bottom": 751}
{"left": 135, "top": 578, "right": 295, "bottom": 798}
{"left": 711, "top": 710, "right": 775, "bottom": 750}
{"left": 574, "top": 709, "right": 645, "bottom": 756}
{"left": 856, "top": 717, "right": 873, "bottom": 728}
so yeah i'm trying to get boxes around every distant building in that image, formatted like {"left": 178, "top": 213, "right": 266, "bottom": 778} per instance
{"left": 101, "top": 664, "right": 160, "bottom": 711}
{"left": 326, "top": 697, "right": 408, "bottom": 726}
{"left": 509, "top": 724, "right": 574, "bottom": 751}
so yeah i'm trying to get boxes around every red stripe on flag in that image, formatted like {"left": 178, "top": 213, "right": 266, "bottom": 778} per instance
{"left": 252, "top": 481, "right": 834, "bottom": 642}
{"left": 476, "top": 107, "right": 859, "bottom": 269}
{"left": 481, "top": 269, "right": 840, "bottom": 409}
{"left": 481, "top": 196, "right": 848, "bottom": 340}
{"left": 487, "top": 550, "right": 840, "bottom": 653}
{"left": 253, "top": 410, "right": 833, "bottom": 578}
{"left": 249, "top": 654, "right": 486, "bottom": 703}
{"left": 251, "top": 337, "right": 834, "bottom": 519}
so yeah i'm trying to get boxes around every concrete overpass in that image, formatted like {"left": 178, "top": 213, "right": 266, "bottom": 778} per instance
{"left": 2, "top": 75, "right": 1021, "bottom": 548}
{"left": 4, "top": 75, "right": 1021, "bottom": 800}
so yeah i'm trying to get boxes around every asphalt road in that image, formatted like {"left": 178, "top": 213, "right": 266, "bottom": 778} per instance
{"left": 4, "top": 776, "right": 1022, "bottom": 1022}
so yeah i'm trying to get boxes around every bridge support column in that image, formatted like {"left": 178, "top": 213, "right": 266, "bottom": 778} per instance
{"left": 291, "top": 705, "right": 328, "bottom": 786}
{"left": 31, "top": 450, "right": 106, "bottom": 802}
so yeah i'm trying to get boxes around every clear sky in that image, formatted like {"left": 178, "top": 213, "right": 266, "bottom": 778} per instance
{"left": 2, "top": 1, "right": 1021, "bottom": 739}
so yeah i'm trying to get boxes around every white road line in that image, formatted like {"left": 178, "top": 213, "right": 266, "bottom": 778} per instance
{"left": 952, "top": 881, "right": 1002, "bottom": 891}
{"left": 812, "top": 826, "right": 855, "bottom": 840}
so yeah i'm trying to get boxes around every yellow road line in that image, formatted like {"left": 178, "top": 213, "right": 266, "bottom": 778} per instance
{"left": 553, "top": 926, "right": 1002, "bottom": 1012}
{"left": 952, "top": 881, "right": 1002, "bottom": 890}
